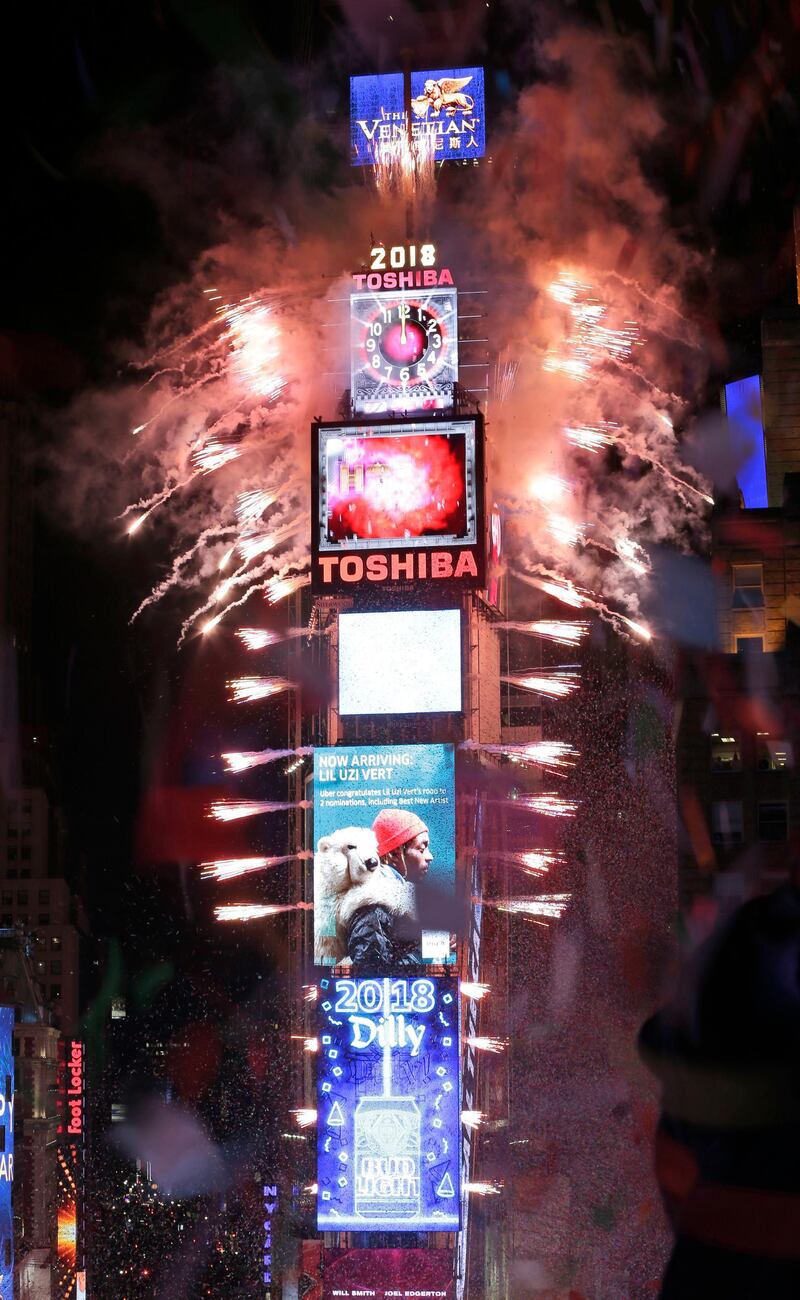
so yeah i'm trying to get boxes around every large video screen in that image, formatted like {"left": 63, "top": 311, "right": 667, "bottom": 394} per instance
{"left": 322, "top": 1248, "right": 455, "bottom": 1299}
{"left": 0, "top": 1009, "right": 13, "bottom": 1300}
{"left": 317, "top": 976, "right": 460, "bottom": 1233}
{"left": 338, "top": 608, "right": 462, "bottom": 716}
{"left": 312, "top": 417, "right": 484, "bottom": 592}
{"left": 313, "top": 743, "right": 455, "bottom": 966}
{"left": 350, "top": 69, "right": 486, "bottom": 167}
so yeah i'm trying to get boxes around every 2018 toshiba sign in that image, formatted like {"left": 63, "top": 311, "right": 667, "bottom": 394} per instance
{"left": 311, "top": 416, "right": 485, "bottom": 593}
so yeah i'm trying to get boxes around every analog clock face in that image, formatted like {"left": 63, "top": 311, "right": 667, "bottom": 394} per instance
{"left": 350, "top": 287, "right": 458, "bottom": 414}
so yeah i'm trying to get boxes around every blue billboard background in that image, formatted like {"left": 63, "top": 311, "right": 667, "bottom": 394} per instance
{"left": 313, "top": 743, "right": 456, "bottom": 964}
{"left": 0, "top": 1008, "right": 13, "bottom": 1300}
{"left": 317, "top": 976, "right": 460, "bottom": 1232}
{"left": 350, "top": 74, "right": 404, "bottom": 166}
{"left": 350, "top": 68, "right": 485, "bottom": 166}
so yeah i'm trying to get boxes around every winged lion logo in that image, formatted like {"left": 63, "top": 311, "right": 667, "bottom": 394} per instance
{"left": 411, "top": 76, "right": 475, "bottom": 119}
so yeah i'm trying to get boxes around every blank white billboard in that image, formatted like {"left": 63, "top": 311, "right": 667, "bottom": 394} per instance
{"left": 338, "top": 608, "right": 462, "bottom": 715}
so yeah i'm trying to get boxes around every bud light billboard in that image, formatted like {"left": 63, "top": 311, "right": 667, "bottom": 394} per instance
{"left": 317, "top": 976, "right": 460, "bottom": 1233}
{"left": 350, "top": 69, "right": 486, "bottom": 166}
{"left": 0, "top": 1008, "right": 13, "bottom": 1300}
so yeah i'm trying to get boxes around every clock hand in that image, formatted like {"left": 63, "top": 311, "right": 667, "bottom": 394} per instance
{"left": 400, "top": 306, "right": 406, "bottom": 346}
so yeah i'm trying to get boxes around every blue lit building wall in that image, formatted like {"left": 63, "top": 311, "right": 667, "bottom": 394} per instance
{"left": 724, "top": 374, "right": 768, "bottom": 508}
{"left": 0, "top": 1008, "right": 13, "bottom": 1300}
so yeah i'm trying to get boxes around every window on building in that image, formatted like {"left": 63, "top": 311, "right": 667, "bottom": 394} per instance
{"left": 1, "top": 895, "right": 11, "bottom": 908}
{"left": 35, "top": 961, "right": 45, "bottom": 974}
{"left": 37, "top": 890, "right": 48, "bottom": 904}
{"left": 6, "top": 850, "right": 16, "bottom": 863}
{"left": 16, "top": 893, "right": 27, "bottom": 906}
{"left": 758, "top": 802, "right": 789, "bottom": 842}
{"left": 6, "top": 830, "right": 16, "bottom": 840}
{"left": 37, "top": 915, "right": 49, "bottom": 927}
{"left": 50, "top": 984, "right": 61, "bottom": 1000}
{"left": 711, "top": 734, "right": 741, "bottom": 771}
{"left": 20, "top": 847, "right": 30, "bottom": 862}
{"left": 711, "top": 801, "right": 744, "bottom": 845}
{"left": 51, "top": 936, "right": 61, "bottom": 950}
{"left": 732, "top": 564, "right": 765, "bottom": 609}
{"left": 736, "top": 636, "right": 764, "bottom": 655}
{"left": 6, "top": 871, "right": 16, "bottom": 882}
{"left": 0, "top": 917, "right": 11, "bottom": 929}
{"left": 50, "top": 961, "right": 61, "bottom": 976}
{"left": 756, "top": 737, "right": 793, "bottom": 771}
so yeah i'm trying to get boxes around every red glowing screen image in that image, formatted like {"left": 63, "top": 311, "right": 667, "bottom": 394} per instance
{"left": 319, "top": 420, "right": 477, "bottom": 550}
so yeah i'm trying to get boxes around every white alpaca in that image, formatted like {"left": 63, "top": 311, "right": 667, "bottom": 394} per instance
{"left": 314, "top": 826, "right": 413, "bottom": 964}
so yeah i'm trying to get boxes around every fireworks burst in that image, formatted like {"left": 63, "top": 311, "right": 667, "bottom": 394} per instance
{"left": 207, "top": 799, "right": 309, "bottom": 823}
{"left": 226, "top": 676, "right": 295, "bottom": 704}
{"left": 221, "top": 746, "right": 311, "bottom": 773}
{"left": 461, "top": 1111, "right": 485, "bottom": 1130}
{"left": 290, "top": 1108, "right": 318, "bottom": 1129}
{"left": 501, "top": 671, "right": 581, "bottom": 699}
{"left": 465, "top": 1036, "right": 508, "bottom": 1054}
{"left": 264, "top": 572, "right": 310, "bottom": 604}
{"left": 200, "top": 854, "right": 305, "bottom": 881}
{"left": 460, "top": 983, "right": 491, "bottom": 1001}
{"left": 496, "top": 619, "right": 590, "bottom": 647}
{"left": 464, "top": 1182, "right": 503, "bottom": 1197}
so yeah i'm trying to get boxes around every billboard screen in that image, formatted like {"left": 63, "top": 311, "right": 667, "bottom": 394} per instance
{"left": 317, "top": 976, "right": 460, "bottom": 1233}
{"left": 55, "top": 1040, "right": 84, "bottom": 1300}
{"left": 313, "top": 743, "right": 456, "bottom": 966}
{"left": 312, "top": 417, "right": 484, "bottom": 592}
{"left": 350, "top": 69, "right": 486, "bottom": 167}
{"left": 350, "top": 285, "right": 458, "bottom": 415}
{"left": 323, "top": 1248, "right": 455, "bottom": 1299}
{"left": 0, "top": 1009, "right": 12, "bottom": 1300}
{"left": 338, "top": 608, "right": 462, "bottom": 716}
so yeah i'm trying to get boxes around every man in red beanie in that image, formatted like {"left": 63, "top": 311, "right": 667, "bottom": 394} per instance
{"left": 340, "top": 809, "right": 432, "bottom": 970}
{"left": 372, "top": 808, "right": 433, "bottom": 884}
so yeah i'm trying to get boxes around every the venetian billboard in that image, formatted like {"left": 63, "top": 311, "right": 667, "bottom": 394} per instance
{"left": 311, "top": 416, "right": 485, "bottom": 592}
{"left": 313, "top": 743, "right": 456, "bottom": 966}
{"left": 0, "top": 1009, "right": 13, "bottom": 1300}
{"left": 317, "top": 976, "right": 460, "bottom": 1233}
{"left": 350, "top": 69, "right": 486, "bottom": 167}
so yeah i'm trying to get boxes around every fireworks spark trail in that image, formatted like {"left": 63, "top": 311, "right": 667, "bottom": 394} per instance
{"left": 289, "top": 1036, "right": 319, "bottom": 1053}
{"left": 207, "top": 799, "right": 309, "bottom": 823}
{"left": 179, "top": 555, "right": 304, "bottom": 643}
{"left": 374, "top": 132, "right": 436, "bottom": 203}
{"left": 494, "top": 356, "right": 519, "bottom": 405}
{"left": 235, "top": 625, "right": 320, "bottom": 650}
{"left": 495, "top": 620, "right": 591, "bottom": 646}
{"left": 222, "top": 298, "right": 286, "bottom": 401}
{"left": 564, "top": 423, "right": 713, "bottom": 505}
{"left": 191, "top": 439, "right": 243, "bottom": 475}
{"left": 498, "top": 849, "right": 566, "bottom": 876}
{"left": 226, "top": 676, "right": 295, "bottom": 703}
{"left": 464, "top": 1182, "right": 502, "bottom": 1196}
{"left": 510, "top": 794, "right": 579, "bottom": 818}
{"left": 461, "top": 740, "right": 579, "bottom": 773}
{"left": 465, "top": 1036, "right": 508, "bottom": 1054}
{"left": 461, "top": 1111, "right": 485, "bottom": 1130}
{"left": 290, "top": 1108, "right": 317, "bottom": 1129}
{"left": 501, "top": 672, "right": 581, "bottom": 699}
{"left": 200, "top": 854, "right": 308, "bottom": 881}
{"left": 221, "top": 746, "right": 312, "bottom": 773}
{"left": 303, "top": 986, "right": 318, "bottom": 1004}
{"left": 484, "top": 893, "right": 572, "bottom": 919}
{"left": 460, "top": 983, "right": 490, "bottom": 1001}
{"left": 265, "top": 572, "right": 311, "bottom": 604}
{"left": 511, "top": 568, "right": 652, "bottom": 641}
{"left": 236, "top": 518, "right": 302, "bottom": 563}
{"left": 129, "top": 525, "right": 239, "bottom": 622}
{"left": 529, "top": 473, "right": 571, "bottom": 504}
{"left": 545, "top": 271, "right": 641, "bottom": 379}
{"left": 215, "top": 902, "right": 311, "bottom": 922}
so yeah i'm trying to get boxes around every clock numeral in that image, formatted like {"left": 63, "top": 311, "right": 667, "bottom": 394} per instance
{"left": 365, "top": 338, "right": 376, "bottom": 353}
{"left": 431, "top": 333, "right": 442, "bottom": 349}
{"left": 369, "top": 321, "right": 383, "bottom": 337}
{"left": 399, "top": 367, "right": 410, "bottom": 383}
{"left": 371, "top": 354, "right": 381, "bottom": 369}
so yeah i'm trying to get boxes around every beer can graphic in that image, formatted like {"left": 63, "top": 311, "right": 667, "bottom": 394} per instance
{"left": 354, "top": 1094, "right": 421, "bottom": 1220}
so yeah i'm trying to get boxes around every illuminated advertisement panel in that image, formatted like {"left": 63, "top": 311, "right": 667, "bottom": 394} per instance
{"left": 55, "top": 1040, "right": 84, "bottom": 1300}
{"left": 311, "top": 416, "right": 485, "bottom": 592}
{"left": 322, "top": 1248, "right": 455, "bottom": 1299}
{"left": 0, "top": 1009, "right": 13, "bottom": 1300}
{"left": 313, "top": 743, "right": 455, "bottom": 966}
{"left": 317, "top": 976, "right": 460, "bottom": 1233}
{"left": 338, "top": 609, "right": 462, "bottom": 716}
{"left": 350, "top": 285, "right": 458, "bottom": 414}
{"left": 350, "top": 69, "right": 486, "bottom": 166}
